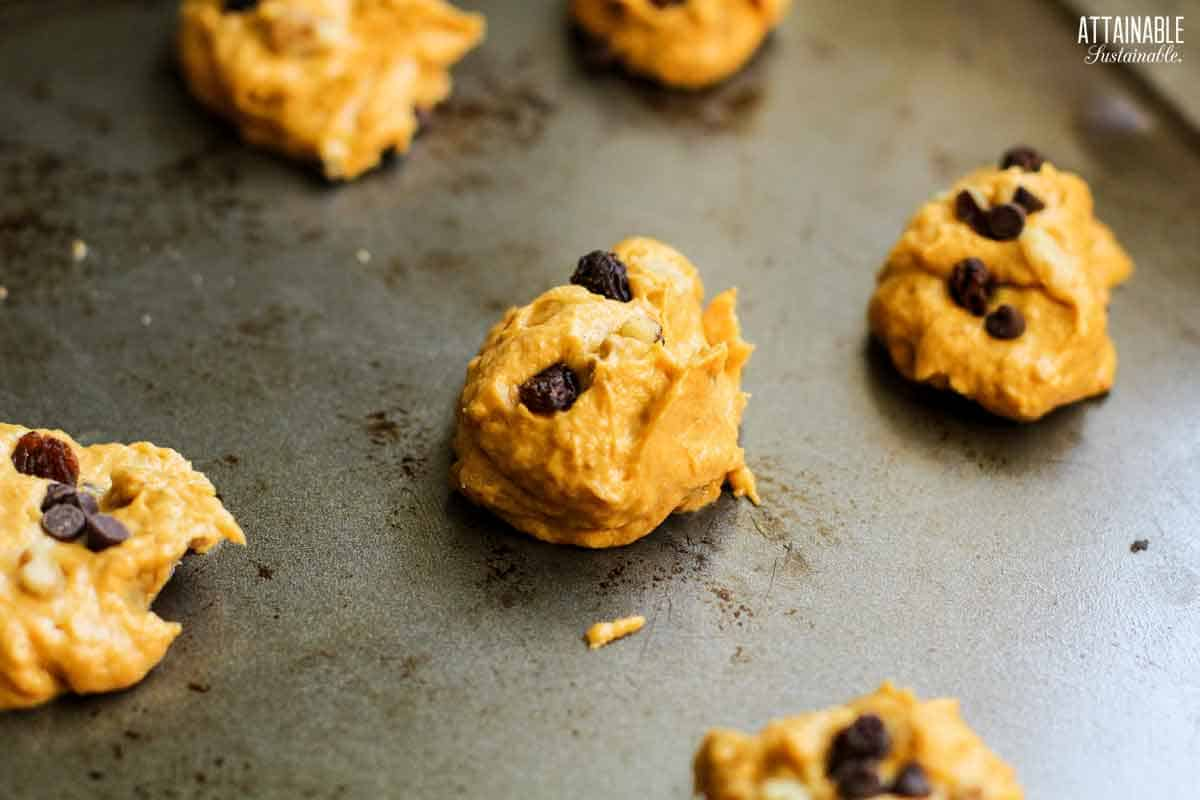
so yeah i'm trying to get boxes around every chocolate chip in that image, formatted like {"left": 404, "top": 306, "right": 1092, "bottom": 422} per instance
{"left": 12, "top": 431, "right": 79, "bottom": 485}
{"left": 1130, "top": 539, "right": 1149, "bottom": 553}
{"left": 41, "top": 504, "right": 86, "bottom": 542}
{"left": 829, "top": 714, "right": 890, "bottom": 769}
{"left": 986, "top": 203, "right": 1026, "bottom": 241}
{"left": 985, "top": 304, "right": 1026, "bottom": 340}
{"left": 571, "top": 251, "right": 632, "bottom": 302}
{"left": 1012, "top": 186, "right": 1045, "bottom": 214}
{"left": 954, "top": 190, "right": 986, "bottom": 231}
{"left": 649, "top": 0, "right": 687, "bottom": 6}
{"left": 85, "top": 513, "right": 131, "bottom": 552}
{"left": 949, "top": 258, "right": 994, "bottom": 316}
{"left": 1000, "top": 146, "right": 1044, "bottom": 172}
{"left": 222, "top": 0, "right": 259, "bottom": 11}
{"left": 41, "top": 482, "right": 78, "bottom": 511}
{"left": 892, "top": 763, "right": 932, "bottom": 797}
{"left": 519, "top": 363, "right": 581, "bottom": 414}
{"left": 73, "top": 491, "right": 100, "bottom": 516}
{"left": 833, "top": 761, "right": 885, "bottom": 799}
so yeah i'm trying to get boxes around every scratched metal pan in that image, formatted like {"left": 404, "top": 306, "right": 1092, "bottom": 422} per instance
{"left": 1, "top": 1, "right": 1198, "bottom": 798}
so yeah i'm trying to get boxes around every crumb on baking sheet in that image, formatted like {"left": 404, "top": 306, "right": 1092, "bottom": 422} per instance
{"left": 71, "top": 239, "right": 88, "bottom": 262}
{"left": 355, "top": 248, "right": 372, "bottom": 264}
{"left": 1130, "top": 538, "right": 1149, "bottom": 553}
{"left": 585, "top": 615, "right": 645, "bottom": 649}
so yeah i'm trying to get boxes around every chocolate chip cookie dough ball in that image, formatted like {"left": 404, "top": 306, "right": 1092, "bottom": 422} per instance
{"left": 178, "top": 0, "right": 484, "bottom": 180}
{"left": 451, "top": 237, "right": 758, "bottom": 549}
{"left": 0, "top": 424, "right": 245, "bottom": 710}
{"left": 868, "top": 147, "right": 1133, "bottom": 421}
{"left": 694, "top": 683, "right": 1024, "bottom": 800}
{"left": 571, "top": 0, "right": 791, "bottom": 89}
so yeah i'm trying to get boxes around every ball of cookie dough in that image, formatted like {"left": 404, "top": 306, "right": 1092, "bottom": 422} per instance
{"left": 868, "top": 148, "right": 1133, "bottom": 421}
{"left": 693, "top": 682, "right": 1024, "bottom": 800}
{"left": 571, "top": 0, "right": 791, "bottom": 89}
{"left": 0, "top": 424, "right": 245, "bottom": 710}
{"left": 451, "top": 237, "right": 758, "bottom": 549}
{"left": 178, "top": 0, "right": 485, "bottom": 180}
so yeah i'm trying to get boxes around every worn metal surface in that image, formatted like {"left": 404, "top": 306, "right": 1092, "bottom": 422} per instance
{"left": 1, "top": 1, "right": 1198, "bottom": 798}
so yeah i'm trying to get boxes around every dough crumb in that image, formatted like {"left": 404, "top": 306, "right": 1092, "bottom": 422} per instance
{"left": 355, "top": 248, "right": 372, "bottom": 264}
{"left": 0, "top": 286, "right": 8, "bottom": 302}
{"left": 140, "top": 313, "right": 153, "bottom": 327}
{"left": 585, "top": 615, "right": 645, "bottom": 649}
{"left": 71, "top": 239, "right": 89, "bottom": 262}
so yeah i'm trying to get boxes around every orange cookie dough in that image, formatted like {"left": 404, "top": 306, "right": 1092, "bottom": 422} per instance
{"left": 178, "top": 0, "right": 484, "bottom": 180}
{"left": 452, "top": 237, "right": 758, "bottom": 549}
{"left": 694, "top": 683, "right": 1023, "bottom": 800}
{"left": 571, "top": 0, "right": 790, "bottom": 89}
{"left": 1, "top": 424, "right": 245, "bottom": 710}
{"left": 869, "top": 147, "right": 1132, "bottom": 421}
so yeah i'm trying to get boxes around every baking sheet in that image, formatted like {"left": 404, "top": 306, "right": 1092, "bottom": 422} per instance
{"left": 1, "top": 1, "right": 1198, "bottom": 798}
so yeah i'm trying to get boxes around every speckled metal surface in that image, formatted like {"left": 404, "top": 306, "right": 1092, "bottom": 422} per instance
{"left": 1, "top": 1, "right": 1198, "bottom": 798}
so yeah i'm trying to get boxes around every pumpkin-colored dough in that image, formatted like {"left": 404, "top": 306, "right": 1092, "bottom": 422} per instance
{"left": 0, "top": 424, "right": 245, "bottom": 710}
{"left": 869, "top": 161, "right": 1132, "bottom": 421}
{"left": 694, "top": 682, "right": 1024, "bottom": 800}
{"left": 571, "top": 0, "right": 791, "bottom": 89}
{"left": 451, "top": 237, "right": 758, "bottom": 549}
{"left": 178, "top": 0, "right": 484, "bottom": 179}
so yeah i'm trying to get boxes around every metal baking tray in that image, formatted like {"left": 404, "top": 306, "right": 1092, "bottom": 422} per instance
{"left": 2, "top": 1, "right": 1197, "bottom": 797}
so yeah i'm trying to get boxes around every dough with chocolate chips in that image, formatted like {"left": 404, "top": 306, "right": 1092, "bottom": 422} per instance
{"left": 451, "top": 237, "right": 758, "bottom": 549}
{"left": 178, "top": 0, "right": 484, "bottom": 180}
{"left": 0, "top": 424, "right": 245, "bottom": 710}
{"left": 694, "top": 682, "right": 1024, "bottom": 800}
{"left": 869, "top": 156, "right": 1133, "bottom": 421}
{"left": 571, "top": 0, "right": 790, "bottom": 89}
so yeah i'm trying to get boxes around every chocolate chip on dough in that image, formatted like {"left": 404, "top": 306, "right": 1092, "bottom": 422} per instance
{"left": 985, "top": 304, "right": 1026, "bottom": 340}
{"left": 1000, "top": 146, "right": 1044, "bottom": 172}
{"left": 41, "top": 504, "right": 86, "bottom": 542}
{"left": 85, "top": 514, "right": 132, "bottom": 552}
{"left": 1013, "top": 186, "right": 1045, "bottom": 214}
{"left": 222, "top": 0, "right": 259, "bottom": 11}
{"left": 892, "top": 763, "right": 932, "bottom": 797}
{"left": 986, "top": 203, "right": 1026, "bottom": 241}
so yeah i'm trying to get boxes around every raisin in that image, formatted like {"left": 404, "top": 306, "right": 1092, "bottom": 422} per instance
{"left": 985, "top": 304, "right": 1026, "bottom": 340}
{"left": 891, "top": 763, "right": 932, "bottom": 797}
{"left": 519, "top": 364, "right": 581, "bottom": 414}
{"left": 12, "top": 431, "right": 79, "bottom": 485}
{"left": 1012, "top": 186, "right": 1045, "bottom": 213}
{"left": 1000, "top": 146, "right": 1044, "bottom": 172}
{"left": 986, "top": 203, "right": 1026, "bottom": 241}
{"left": 571, "top": 251, "right": 632, "bottom": 302}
